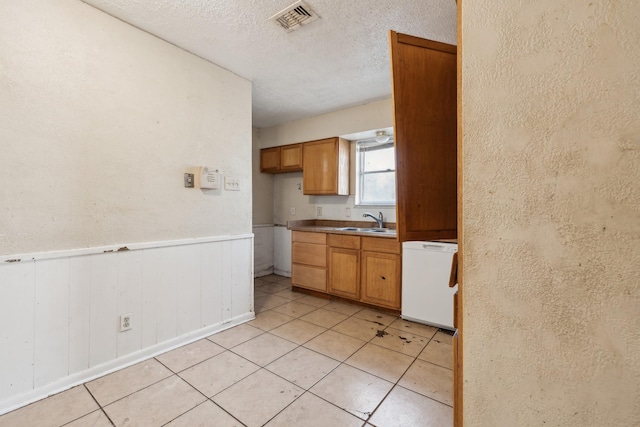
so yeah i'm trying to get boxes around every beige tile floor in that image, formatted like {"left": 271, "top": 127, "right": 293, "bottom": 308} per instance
{"left": 0, "top": 274, "right": 454, "bottom": 427}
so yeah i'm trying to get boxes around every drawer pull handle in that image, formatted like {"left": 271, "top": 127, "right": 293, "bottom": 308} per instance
{"left": 381, "top": 276, "right": 386, "bottom": 280}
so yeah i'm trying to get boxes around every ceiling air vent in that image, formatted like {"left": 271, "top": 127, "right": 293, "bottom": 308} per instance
{"left": 270, "top": 0, "right": 320, "bottom": 33}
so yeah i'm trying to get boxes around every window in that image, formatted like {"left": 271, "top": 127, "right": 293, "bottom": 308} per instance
{"left": 355, "top": 137, "right": 396, "bottom": 205}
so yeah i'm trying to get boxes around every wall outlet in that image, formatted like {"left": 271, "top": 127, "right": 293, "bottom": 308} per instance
{"left": 317, "top": 207, "right": 323, "bottom": 216}
{"left": 290, "top": 207, "right": 296, "bottom": 215}
{"left": 120, "top": 313, "right": 132, "bottom": 332}
{"left": 345, "top": 207, "right": 351, "bottom": 217}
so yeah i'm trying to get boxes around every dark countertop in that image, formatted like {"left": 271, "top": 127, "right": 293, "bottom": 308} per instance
{"left": 287, "top": 219, "right": 397, "bottom": 239}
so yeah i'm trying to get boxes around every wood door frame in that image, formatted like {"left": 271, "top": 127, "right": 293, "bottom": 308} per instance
{"left": 455, "top": 0, "right": 464, "bottom": 425}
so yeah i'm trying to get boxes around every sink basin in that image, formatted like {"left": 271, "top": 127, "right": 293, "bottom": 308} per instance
{"left": 336, "top": 227, "right": 394, "bottom": 233}
{"left": 367, "top": 228, "right": 393, "bottom": 233}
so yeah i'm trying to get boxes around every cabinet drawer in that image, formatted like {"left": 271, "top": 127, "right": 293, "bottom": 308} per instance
{"left": 292, "top": 242, "right": 327, "bottom": 267}
{"left": 292, "top": 231, "right": 326, "bottom": 244}
{"left": 292, "top": 264, "right": 327, "bottom": 292}
{"left": 361, "top": 236, "right": 401, "bottom": 254}
{"left": 328, "top": 234, "right": 360, "bottom": 249}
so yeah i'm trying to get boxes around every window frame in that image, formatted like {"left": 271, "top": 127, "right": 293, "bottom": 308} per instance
{"left": 355, "top": 136, "right": 396, "bottom": 207}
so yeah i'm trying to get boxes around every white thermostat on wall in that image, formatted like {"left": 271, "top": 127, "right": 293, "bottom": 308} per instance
{"left": 195, "top": 166, "right": 220, "bottom": 190}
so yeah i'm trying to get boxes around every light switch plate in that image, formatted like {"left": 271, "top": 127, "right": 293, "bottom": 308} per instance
{"left": 224, "top": 176, "right": 240, "bottom": 191}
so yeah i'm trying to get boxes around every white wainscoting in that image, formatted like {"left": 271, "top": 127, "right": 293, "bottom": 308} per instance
{"left": 253, "top": 224, "right": 274, "bottom": 278}
{"left": 0, "top": 234, "right": 254, "bottom": 415}
{"left": 274, "top": 225, "right": 292, "bottom": 277}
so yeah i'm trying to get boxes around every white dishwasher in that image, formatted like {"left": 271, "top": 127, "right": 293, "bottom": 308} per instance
{"left": 402, "top": 241, "right": 458, "bottom": 330}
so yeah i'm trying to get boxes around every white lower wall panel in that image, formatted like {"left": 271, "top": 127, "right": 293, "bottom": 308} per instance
{"left": 253, "top": 225, "right": 274, "bottom": 277}
{"left": 274, "top": 225, "right": 292, "bottom": 277}
{"left": 200, "top": 242, "right": 224, "bottom": 328}
{"left": 116, "top": 250, "right": 143, "bottom": 359}
{"left": 0, "top": 262, "right": 35, "bottom": 400}
{"left": 68, "top": 256, "right": 91, "bottom": 376}
{"left": 0, "top": 234, "right": 254, "bottom": 415}
{"left": 89, "top": 253, "right": 119, "bottom": 368}
{"left": 231, "top": 239, "right": 253, "bottom": 317}
{"left": 175, "top": 244, "right": 202, "bottom": 336}
{"left": 34, "top": 259, "right": 70, "bottom": 388}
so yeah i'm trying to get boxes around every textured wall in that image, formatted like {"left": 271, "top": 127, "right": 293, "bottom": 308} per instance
{"left": 0, "top": 0, "right": 252, "bottom": 255}
{"left": 259, "top": 99, "right": 393, "bottom": 148}
{"left": 263, "top": 99, "right": 396, "bottom": 225}
{"left": 462, "top": 1, "right": 640, "bottom": 425}
{"left": 252, "top": 128, "right": 274, "bottom": 225}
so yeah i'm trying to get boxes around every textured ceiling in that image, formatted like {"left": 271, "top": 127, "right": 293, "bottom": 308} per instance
{"left": 81, "top": 0, "right": 457, "bottom": 128}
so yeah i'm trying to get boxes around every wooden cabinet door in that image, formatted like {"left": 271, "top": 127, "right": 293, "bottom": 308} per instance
{"left": 361, "top": 252, "right": 401, "bottom": 309}
{"left": 390, "top": 31, "right": 457, "bottom": 242}
{"left": 328, "top": 247, "right": 359, "bottom": 299}
{"left": 302, "top": 137, "right": 349, "bottom": 195}
{"left": 280, "top": 143, "right": 303, "bottom": 172}
{"left": 260, "top": 147, "right": 280, "bottom": 172}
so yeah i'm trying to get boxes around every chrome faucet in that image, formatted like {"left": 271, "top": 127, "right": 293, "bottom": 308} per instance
{"left": 363, "top": 212, "right": 384, "bottom": 228}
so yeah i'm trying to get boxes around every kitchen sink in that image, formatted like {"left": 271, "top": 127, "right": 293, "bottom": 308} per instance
{"left": 336, "top": 227, "right": 394, "bottom": 233}
{"left": 367, "top": 228, "right": 393, "bottom": 233}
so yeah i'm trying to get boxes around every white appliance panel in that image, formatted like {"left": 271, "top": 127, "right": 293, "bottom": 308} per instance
{"left": 401, "top": 241, "right": 458, "bottom": 330}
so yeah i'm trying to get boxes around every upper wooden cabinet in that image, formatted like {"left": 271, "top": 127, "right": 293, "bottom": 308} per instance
{"left": 260, "top": 143, "right": 303, "bottom": 173}
{"left": 302, "top": 137, "right": 349, "bottom": 195}
{"left": 390, "top": 31, "right": 458, "bottom": 242}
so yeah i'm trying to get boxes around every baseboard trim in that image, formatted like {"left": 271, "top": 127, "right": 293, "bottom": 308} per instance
{"left": 0, "top": 311, "right": 255, "bottom": 416}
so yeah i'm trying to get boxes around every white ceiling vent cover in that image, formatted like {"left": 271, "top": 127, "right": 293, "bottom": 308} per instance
{"left": 270, "top": 0, "right": 320, "bottom": 32}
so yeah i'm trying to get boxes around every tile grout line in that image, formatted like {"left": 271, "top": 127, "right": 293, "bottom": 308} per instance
{"left": 81, "top": 383, "right": 116, "bottom": 427}
{"left": 261, "top": 280, "right": 454, "bottom": 417}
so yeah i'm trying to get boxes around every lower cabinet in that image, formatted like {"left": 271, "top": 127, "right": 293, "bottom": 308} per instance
{"left": 361, "top": 251, "right": 401, "bottom": 309}
{"left": 328, "top": 234, "right": 361, "bottom": 299}
{"left": 291, "top": 231, "right": 327, "bottom": 292}
{"left": 291, "top": 231, "right": 402, "bottom": 310}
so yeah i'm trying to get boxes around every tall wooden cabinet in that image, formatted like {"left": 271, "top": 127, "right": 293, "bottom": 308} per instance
{"left": 390, "top": 31, "right": 457, "bottom": 242}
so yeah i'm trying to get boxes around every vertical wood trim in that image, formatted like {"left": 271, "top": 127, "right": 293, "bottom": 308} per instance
{"left": 89, "top": 253, "right": 118, "bottom": 367}
{"left": 0, "top": 262, "right": 35, "bottom": 400}
{"left": 231, "top": 239, "right": 252, "bottom": 318}
{"left": 175, "top": 245, "right": 202, "bottom": 336}
{"left": 68, "top": 256, "right": 91, "bottom": 375}
{"left": 116, "top": 250, "right": 143, "bottom": 358}
{"left": 455, "top": 0, "right": 464, "bottom": 425}
{"left": 201, "top": 242, "right": 223, "bottom": 327}
{"left": 141, "top": 249, "right": 159, "bottom": 348}
{"left": 221, "top": 240, "right": 233, "bottom": 322}
{"left": 155, "top": 247, "right": 178, "bottom": 343}
{"left": 34, "top": 258, "right": 70, "bottom": 388}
